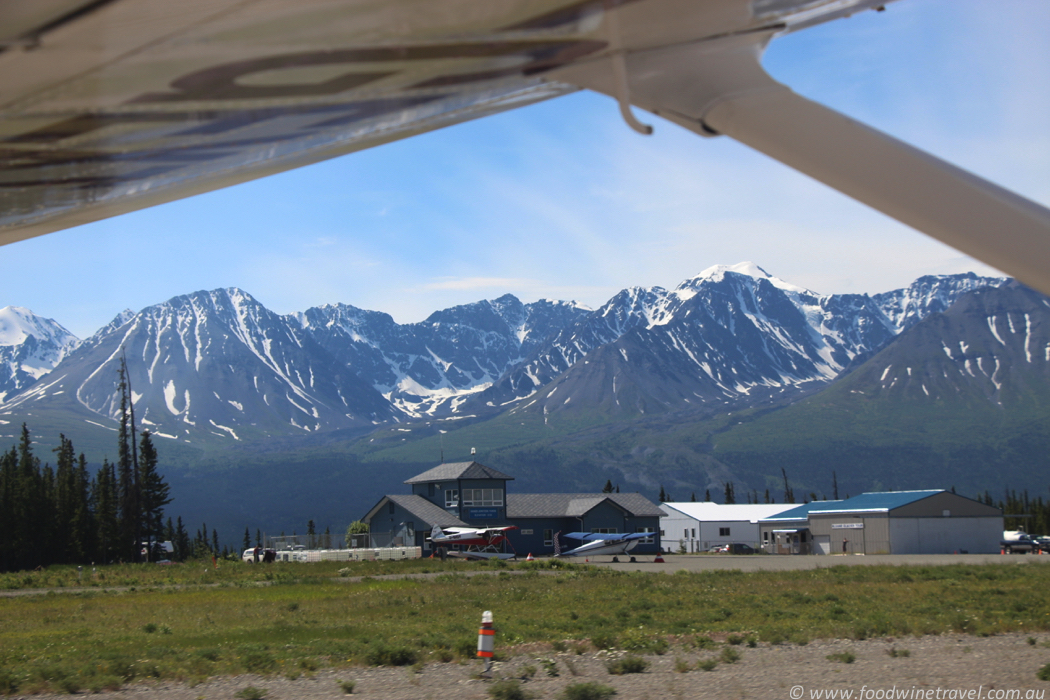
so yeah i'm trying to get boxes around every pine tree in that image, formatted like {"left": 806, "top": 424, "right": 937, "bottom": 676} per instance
{"left": 723, "top": 482, "right": 736, "bottom": 504}
{"left": 243, "top": 528, "right": 251, "bottom": 552}
{"left": 92, "top": 459, "right": 120, "bottom": 564}
{"left": 137, "top": 431, "right": 171, "bottom": 561}
{"left": 658, "top": 485, "right": 667, "bottom": 502}
{"left": 690, "top": 492, "right": 696, "bottom": 502}
{"left": 116, "top": 361, "right": 141, "bottom": 561}
{"left": 602, "top": 479, "right": 614, "bottom": 493}
{"left": 832, "top": 471, "right": 839, "bottom": 500}
{"left": 704, "top": 489, "right": 711, "bottom": 502}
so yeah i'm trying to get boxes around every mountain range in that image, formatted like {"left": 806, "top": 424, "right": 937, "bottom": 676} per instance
{"left": 3, "top": 263, "right": 1043, "bottom": 542}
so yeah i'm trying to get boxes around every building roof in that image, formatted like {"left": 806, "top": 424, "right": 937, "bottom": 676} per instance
{"left": 364, "top": 494, "right": 469, "bottom": 528}
{"left": 815, "top": 490, "right": 945, "bottom": 514}
{"left": 507, "top": 493, "right": 663, "bottom": 519}
{"left": 404, "top": 461, "right": 514, "bottom": 484}
{"left": 661, "top": 502, "right": 797, "bottom": 523}
{"left": 759, "top": 500, "right": 846, "bottom": 522}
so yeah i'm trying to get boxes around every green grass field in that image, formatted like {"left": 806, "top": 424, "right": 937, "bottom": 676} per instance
{"left": 2, "top": 559, "right": 1049, "bottom": 695}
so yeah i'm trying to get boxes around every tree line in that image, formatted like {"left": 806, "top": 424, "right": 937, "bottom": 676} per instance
{"left": 0, "top": 358, "right": 178, "bottom": 572}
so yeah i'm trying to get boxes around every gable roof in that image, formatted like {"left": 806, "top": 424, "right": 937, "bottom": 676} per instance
{"left": 816, "top": 490, "right": 945, "bottom": 514}
{"left": 661, "top": 502, "right": 797, "bottom": 523}
{"left": 507, "top": 493, "right": 663, "bottom": 519}
{"left": 404, "top": 461, "right": 514, "bottom": 484}
{"left": 363, "top": 494, "right": 469, "bottom": 528}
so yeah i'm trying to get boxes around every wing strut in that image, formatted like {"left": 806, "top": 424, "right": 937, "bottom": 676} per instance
{"left": 557, "top": 30, "right": 1050, "bottom": 295}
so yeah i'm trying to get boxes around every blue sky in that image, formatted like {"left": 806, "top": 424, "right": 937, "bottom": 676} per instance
{"left": 2, "top": 0, "right": 1048, "bottom": 339}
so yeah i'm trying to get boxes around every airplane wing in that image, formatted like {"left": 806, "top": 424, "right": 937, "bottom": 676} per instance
{"left": 562, "top": 532, "right": 647, "bottom": 542}
{"left": 2, "top": 0, "right": 1049, "bottom": 294}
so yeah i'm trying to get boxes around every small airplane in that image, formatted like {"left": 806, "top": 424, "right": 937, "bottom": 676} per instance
{"left": 428, "top": 524, "right": 517, "bottom": 548}
{"left": 556, "top": 532, "right": 649, "bottom": 558}
{"left": 428, "top": 524, "right": 518, "bottom": 560}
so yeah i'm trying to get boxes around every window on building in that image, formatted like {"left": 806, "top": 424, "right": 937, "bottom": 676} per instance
{"left": 445, "top": 490, "right": 459, "bottom": 508}
{"left": 543, "top": 529, "right": 553, "bottom": 546}
{"left": 461, "top": 489, "right": 503, "bottom": 506}
{"left": 660, "top": 530, "right": 665, "bottom": 537}
{"left": 591, "top": 528, "right": 617, "bottom": 534}
{"left": 520, "top": 529, "right": 534, "bottom": 535}
{"left": 719, "top": 527, "right": 730, "bottom": 537}
{"left": 691, "top": 528, "right": 696, "bottom": 539}
{"left": 763, "top": 531, "right": 769, "bottom": 542}
{"left": 683, "top": 528, "right": 689, "bottom": 538}
{"left": 635, "top": 527, "right": 655, "bottom": 544}
{"left": 388, "top": 501, "right": 395, "bottom": 514}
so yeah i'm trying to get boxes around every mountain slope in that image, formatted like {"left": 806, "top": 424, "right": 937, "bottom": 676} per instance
{"left": 292, "top": 294, "right": 590, "bottom": 417}
{"left": 4, "top": 289, "right": 395, "bottom": 445}
{"left": 704, "top": 282, "right": 1050, "bottom": 497}
{"left": 0, "top": 306, "right": 79, "bottom": 402}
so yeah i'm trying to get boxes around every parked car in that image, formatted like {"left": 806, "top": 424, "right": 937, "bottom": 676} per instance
{"left": 242, "top": 547, "right": 277, "bottom": 563}
{"left": 717, "top": 543, "right": 756, "bottom": 555}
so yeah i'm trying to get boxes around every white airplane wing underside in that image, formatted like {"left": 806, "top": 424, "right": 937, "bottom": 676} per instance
{"left": 2, "top": 0, "right": 1049, "bottom": 294}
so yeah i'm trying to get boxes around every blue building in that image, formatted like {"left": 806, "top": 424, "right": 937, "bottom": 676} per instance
{"left": 361, "top": 461, "right": 663, "bottom": 555}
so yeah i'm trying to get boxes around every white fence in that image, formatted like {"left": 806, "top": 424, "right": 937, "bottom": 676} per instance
{"left": 271, "top": 547, "right": 422, "bottom": 563}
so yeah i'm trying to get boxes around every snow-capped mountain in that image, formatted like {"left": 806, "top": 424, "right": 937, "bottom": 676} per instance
{"left": 0, "top": 265, "right": 1008, "bottom": 442}
{"left": 0, "top": 306, "right": 79, "bottom": 402}
{"left": 292, "top": 294, "right": 590, "bottom": 417}
{"left": 469, "top": 264, "right": 1003, "bottom": 416}
{"left": 3, "top": 289, "right": 394, "bottom": 442}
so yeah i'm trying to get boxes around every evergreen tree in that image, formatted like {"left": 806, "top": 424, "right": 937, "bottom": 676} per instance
{"left": 93, "top": 459, "right": 120, "bottom": 564}
{"left": 307, "top": 519, "right": 316, "bottom": 549}
{"left": 658, "top": 485, "right": 667, "bottom": 502}
{"left": 255, "top": 528, "right": 262, "bottom": 547}
{"left": 723, "top": 481, "right": 736, "bottom": 504}
{"left": 602, "top": 479, "right": 614, "bottom": 493}
{"left": 116, "top": 362, "right": 141, "bottom": 561}
{"left": 781, "top": 468, "right": 795, "bottom": 504}
{"left": 832, "top": 471, "right": 839, "bottom": 500}
{"left": 704, "top": 489, "right": 711, "bottom": 502}
{"left": 690, "top": 492, "right": 696, "bottom": 502}
{"left": 174, "top": 516, "right": 191, "bottom": 561}
{"left": 243, "top": 528, "right": 251, "bottom": 551}
{"left": 137, "top": 431, "right": 171, "bottom": 561}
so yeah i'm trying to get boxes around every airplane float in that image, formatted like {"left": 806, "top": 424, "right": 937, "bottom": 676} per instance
{"left": 1, "top": 0, "right": 1048, "bottom": 296}
{"left": 428, "top": 524, "right": 518, "bottom": 560}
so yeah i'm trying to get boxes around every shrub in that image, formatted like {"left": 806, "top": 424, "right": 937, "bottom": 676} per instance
{"left": 0, "top": 669, "right": 18, "bottom": 694}
{"left": 827, "top": 652, "right": 856, "bottom": 664}
{"left": 235, "top": 687, "right": 266, "bottom": 700}
{"left": 719, "top": 647, "right": 741, "bottom": 664}
{"left": 726, "top": 634, "right": 746, "bottom": 646}
{"left": 559, "top": 681, "right": 617, "bottom": 700}
{"left": 366, "top": 644, "right": 418, "bottom": 667}
{"left": 606, "top": 656, "right": 648, "bottom": 675}
{"left": 1037, "top": 664, "right": 1050, "bottom": 682}
{"left": 692, "top": 635, "right": 716, "bottom": 649}
{"left": 338, "top": 679, "right": 356, "bottom": 694}
{"left": 674, "top": 657, "right": 691, "bottom": 673}
{"left": 590, "top": 634, "right": 617, "bottom": 650}
{"left": 489, "top": 679, "right": 535, "bottom": 700}
{"left": 241, "top": 651, "right": 277, "bottom": 674}
{"left": 886, "top": 648, "right": 910, "bottom": 658}
{"left": 142, "top": 622, "right": 158, "bottom": 634}
{"left": 541, "top": 658, "right": 559, "bottom": 677}
{"left": 697, "top": 659, "right": 718, "bottom": 672}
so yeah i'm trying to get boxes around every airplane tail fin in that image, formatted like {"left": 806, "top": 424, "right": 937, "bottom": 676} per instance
{"left": 430, "top": 524, "right": 443, "bottom": 540}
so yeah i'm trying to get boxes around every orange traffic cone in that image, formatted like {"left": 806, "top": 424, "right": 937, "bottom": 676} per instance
{"left": 653, "top": 554, "right": 665, "bottom": 563}
{"left": 526, "top": 553, "right": 534, "bottom": 561}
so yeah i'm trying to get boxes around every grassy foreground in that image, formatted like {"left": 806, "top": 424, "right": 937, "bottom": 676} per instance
{"left": 1, "top": 560, "right": 1049, "bottom": 694}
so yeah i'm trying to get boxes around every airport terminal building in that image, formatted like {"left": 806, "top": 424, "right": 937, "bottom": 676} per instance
{"left": 362, "top": 461, "right": 663, "bottom": 556}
